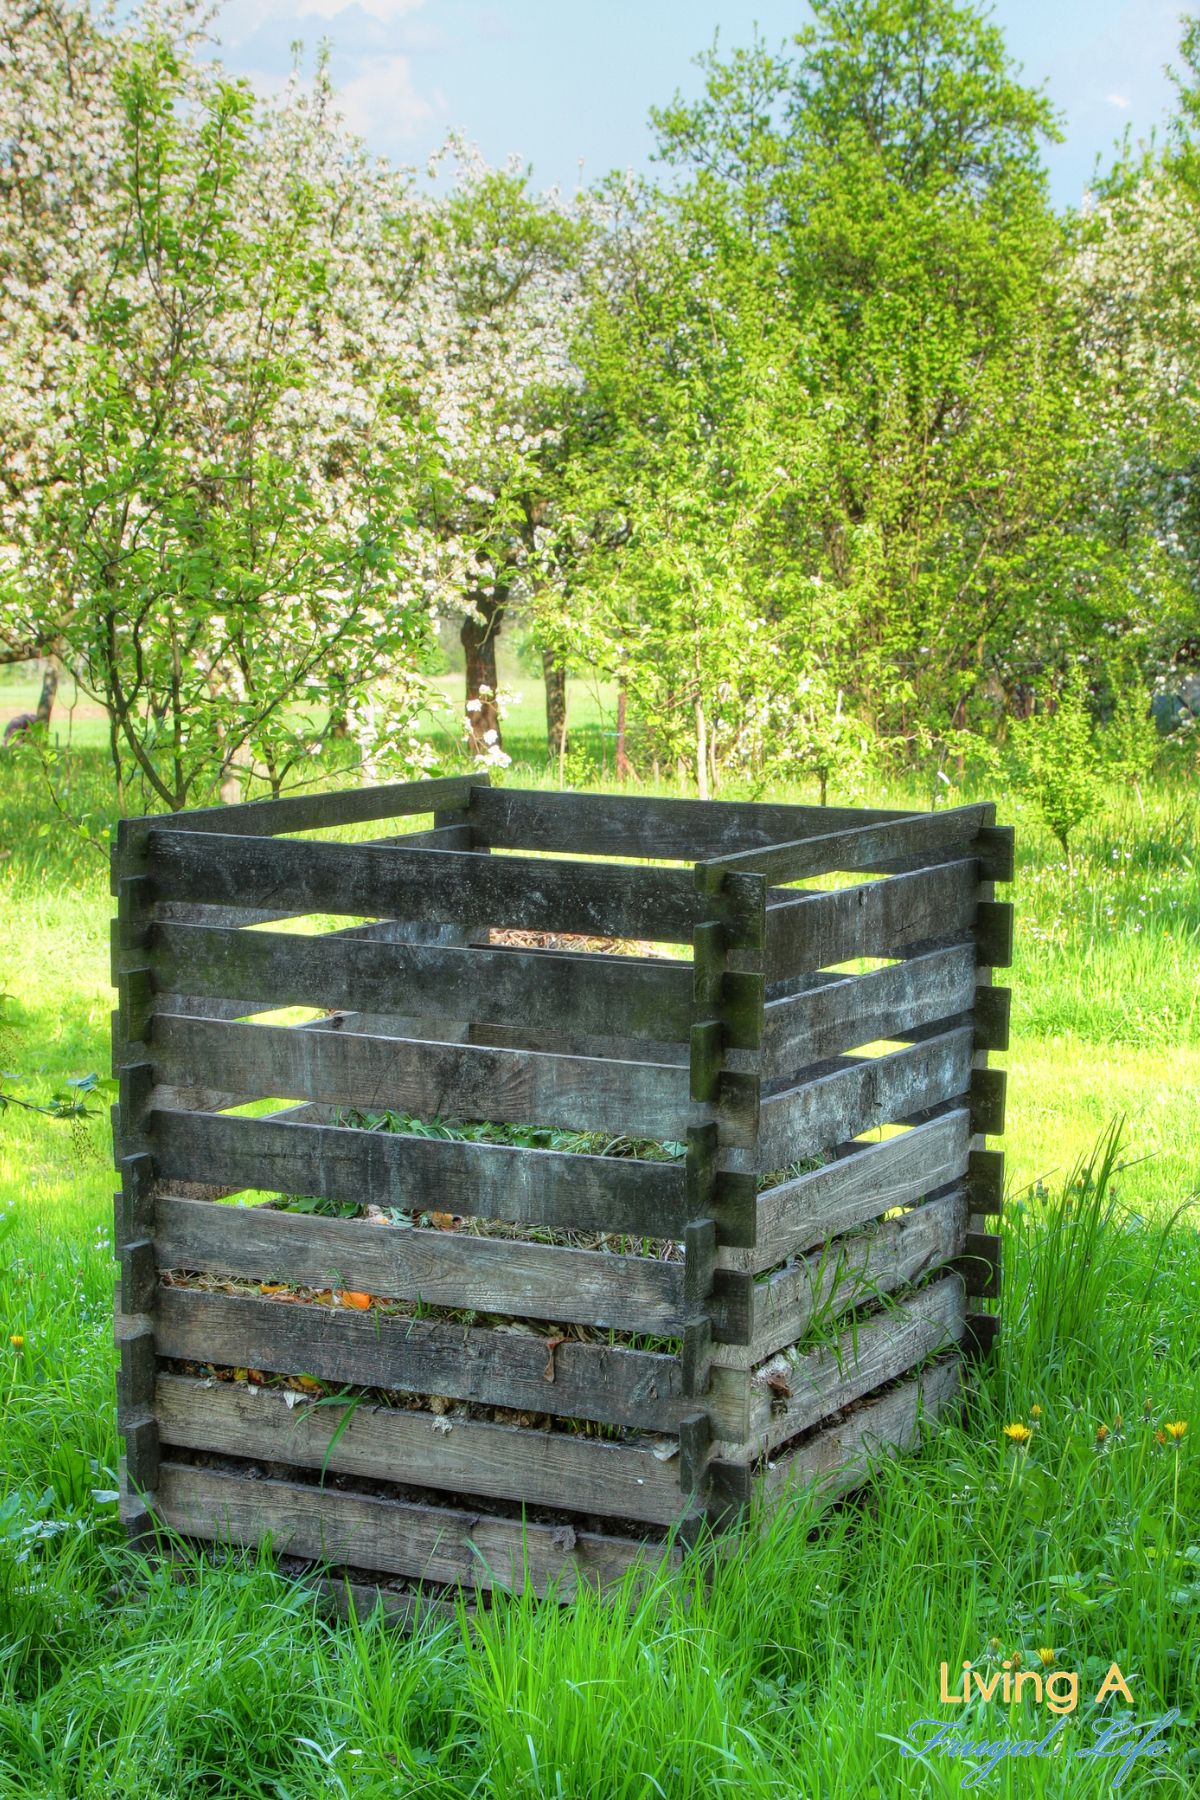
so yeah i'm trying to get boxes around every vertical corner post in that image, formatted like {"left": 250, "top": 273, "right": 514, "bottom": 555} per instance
{"left": 963, "top": 810, "right": 1012, "bottom": 1357}
{"left": 112, "top": 836, "right": 160, "bottom": 1539}
{"left": 680, "top": 863, "right": 765, "bottom": 1535}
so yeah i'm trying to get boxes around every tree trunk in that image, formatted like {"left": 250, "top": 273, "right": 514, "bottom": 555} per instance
{"left": 35, "top": 661, "right": 58, "bottom": 726}
{"left": 327, "top": 670, "right": 350, "bottom": 740}
{"left": 543, "top": 648, "right": 567, "bottom": 761}
{"left": 461, "top": 588, "right": 506, "bottom": 753}
{"left": 615, "top": 681, "right": 632, "bottom": 780}
{"left": 694, "top": 697, "right": 709, "bottom": 801}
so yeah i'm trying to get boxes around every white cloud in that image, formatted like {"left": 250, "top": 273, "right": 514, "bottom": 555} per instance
{"left": 1105, "top": 92, "right": 1131, "bottom": 109}
{"left": 335, "top": 54, "right": 443, "bottom": 142}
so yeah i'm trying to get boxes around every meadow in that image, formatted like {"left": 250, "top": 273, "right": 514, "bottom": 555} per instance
{"left": 0, "top": 721, "right": 1197, "bottom": 1799}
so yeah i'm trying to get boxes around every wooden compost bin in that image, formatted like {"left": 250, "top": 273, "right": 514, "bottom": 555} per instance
{"left": 111, "top": 775, "right": 1011, "bottom": 1609}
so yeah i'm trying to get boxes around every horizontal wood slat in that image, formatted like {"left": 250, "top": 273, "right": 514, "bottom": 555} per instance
{"left": 149, "top": 1014, "right": 723, "bottom": 1144}
{"left": 467, "top": 787, "right": 917, "bottom": 861}
{"left": 148, "top": 923, "right": 693, "bottom": 1047}
{"left": 153, "top": 1195, "right": 687, "bottom": 1335}
{"left": 155, "top": 1374, "right": 686, "bottom": 1525}
{"left": 761, "top": 945, "right": 977, "bottom": 1080}
{"left": 142, "top": 830, "right": 762, "bottom": 946}
{"left": 115, "top": 775, "right": 481, "bottom": 870}
{"left": 727, "top": 1109, "right": 971, "bottom": 1275}
{"left": 757, "top": 1357, "right": 962, "bottom": 1504}
{"left": 154, "top": 1461, "right": 665, "bottom": 1598}
{"left": 756, "top": 1028, "right": 974, "bottom": 1173}
{"left": 707, "top": 806, "right": 991, "bottom": 886}
{"left": 730, "top": 1275, "right": 966, "bottom": 1456}
{"left": 151, "top": 1110, "right": 693, "bottom": 1239}
{"left": 712, "top": 1185, "right": 967, "bottom": 1371}
{"left": 765, "top": 859, "right": 979, "bottom": 979}
{"left": 153, "top": 1286, "right": 687, "bottom": 1430}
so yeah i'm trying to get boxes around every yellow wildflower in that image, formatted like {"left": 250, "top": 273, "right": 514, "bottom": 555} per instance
{"left": 1164, "top": 1421, "right": 1188, "bottom": 1443}
{"left": 1030, "top": 1404, "right": 1042, "bottom": 1419}
{"left": 1037, "top": 1648, "right": 1056, "bottom": 1668}
{"left": 1003, "top": 1422, "right": 1033, "bottom": 1447}
{"left": 8, "top": 1334, "right": 23, "bottom": 1350}
{"left": 1096, "top": 1423, "right": 1109, "bottom": 1443}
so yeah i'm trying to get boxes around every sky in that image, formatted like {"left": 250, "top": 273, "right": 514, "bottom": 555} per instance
{"left": 204, "top": 0, "right": 1190, "bottom": 209}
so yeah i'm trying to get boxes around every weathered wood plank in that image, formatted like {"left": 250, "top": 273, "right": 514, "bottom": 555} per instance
{"left": 706, "top": 806, "right": 992, "bottom": 886}
{"left": 155, "top": 1373, "right": 686, "bottom": 1525}
{"left": 151, "top": 1109, "right": 693, "bottom": 1239}
{"left": 148, "top": 924, "right": 694, "bottom": 1047}
{"left": 154, "top": 1286, "right": 687, "bottom": 1430}
{"left": 114, "top": 775, "right": 481, "bottom": 871}
{"left": 464, "top": 1021, "right": 687, "bottom": 1066}
{"left": 755, "top": 1357, "right": 962, "bottom": 1505}
{"left": 725, "top": 1110, "right": 971, "bottom": 1275}
{"left": 756, "top": 1028, "right": 974, "bottom": 1173}
{"left": 467, "top": 787, "right": 918, "bottom": 861}
{"left": 765, "top": 859, "right": 979, "bottom": 980}
{"left": 712, "top": 1185, "right": 968, "bottom": 1370}
{"left": 142, "top": 830, "right": 761, "bottom": 947}
{"left": 761, "top": 945, "right": 976, "bottom": 1079}
{"left": 149, "top": 1014, "right": 732, "bottom": 1144}
{"left": 154, "top": 1462, "right": 662, "bottom": 1597}
{"left": 725, "top": 1275, "right": 966, "bottom": 1456}
{"left": 153, "top": 1195, "right": 687, "bottom": 1335}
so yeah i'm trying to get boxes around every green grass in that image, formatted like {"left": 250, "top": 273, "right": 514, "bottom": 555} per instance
{"left": 1, "top": 740, "right": 1198, "bottom": 1797}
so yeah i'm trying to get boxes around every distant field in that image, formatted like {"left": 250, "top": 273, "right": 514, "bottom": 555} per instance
{"left": 0, "top": 658, "right": 621, "bottom": 767}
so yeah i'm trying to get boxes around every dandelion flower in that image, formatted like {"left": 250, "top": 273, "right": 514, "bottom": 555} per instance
{"left": 1037, "top": 1648, "right": 1056, "bottom": 1668}
{"left": 1096, "top": 1423, "right": 1109, "bottom": 1443}
{"left": 1164, "top": 1421, "right": 1188, "bottom": 1442}
{"left": 988, "top": 1636, "right": 1002, "bottom": 1652}
{"left": 1030, "top": 1404, "right": 1042, "bottom": 1419}
{"left": 1003, "top": 1422, "right": 1033, "bottom": 1447}
{"left": 1155, "top": 1430, "right": 1167, "bottom": 1447}
{"left": 8, "top": 1334, "right": 23, "bottom": 1350}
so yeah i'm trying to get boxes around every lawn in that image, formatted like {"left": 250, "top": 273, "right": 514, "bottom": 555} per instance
{"left": 1, "top": 741, "right": 1197, "bottom": 1798}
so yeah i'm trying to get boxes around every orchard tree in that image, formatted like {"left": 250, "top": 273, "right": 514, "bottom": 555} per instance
{"left": 414, "top": 146, "right": 591, "bottom": 758}
{"left": 651, "top": 0, "right": 1087, "bottom": 745}
{"left": 559, "top": 186, "right": 836, "bottom": 796}
{"left": 1069, "top": 19, "right": 1200, "bottom": 697}
{"left": 0, "top": 0, "right": 129, "bottom": 706}
{"left": 3, "top": 21, "right": 442, "bottom": 808}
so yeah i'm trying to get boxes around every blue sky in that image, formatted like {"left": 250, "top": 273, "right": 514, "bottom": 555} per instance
{"left": 206, "top": 0, "right": 1189, "bottom": 207}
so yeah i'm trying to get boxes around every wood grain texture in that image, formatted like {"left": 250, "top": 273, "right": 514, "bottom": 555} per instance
{"left": 153, "top": 1195, "right": 687, "bottom": 1335}
{"left": 761, "top": 945, "right": 976, "bottom": 1080}
{"left": 756, "top": 1028, "right": 974, "bottom": 1172}
{"left": 114, "top": 775, "right": 480, "bottom": 869}
{"left": 154, "top": 1461, "right": 665, "bottom": 1597}
{"left": 142, "top": 829, "right": 762, "bottom": 945}
{"left": 755, "top": 1356, "right": 962, "bottom": 1505}
{"left": 151, "top": 1108, "right": 693, "bottom": 1239}
{"left": 765, "top": 859, "right": 979, "bottom": 980}
{"left": 466, "top": 787, "right": 918, "bottom": 861}
{"left": 727, "top": 1275, "right": 966, "bottom": 1456}
{"left": 712, "top": 1185, "right": 968, "bottom": 1371}
{"left": 726, "top": 1110, "right": 971, "bottom": 1275}
{"left": 155, "top": 1374, "right": 687, "bottom": 1525}
{"left": 149, "top": 1012, "right": 736, "bottom": 1144}
{"left": 153, "top": 1286, "right": 687, "bottom": 1430}
{"left": 148, "top": 922, "right": 693, "bottom": 1047}
{"left": 707, "top": 806, "right": 991, "bottom": 886}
